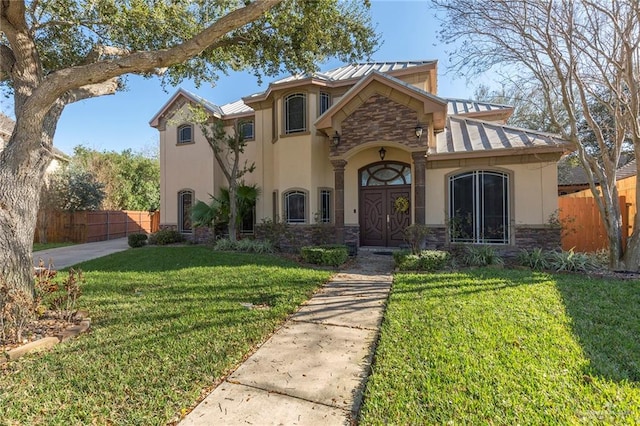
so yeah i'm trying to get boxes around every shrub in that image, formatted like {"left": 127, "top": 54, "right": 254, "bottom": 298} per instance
{"left": 517, "top": 248, "right": 550, "bottom": 270}
{"left": 395, "top": 250, "right": 451, "bottom": 271}
{"left": 256, "top": 217, "right": 295, "bottom": 251}
{"left": 214, "top": 238, "right": 274, "bottom": 253}
{"left": 128, "top": 233, "right": 148, "bottom": 248}
{"left": 403, "top": 224, "right": 431, "bottom": 254}
{"left": 148, "top": 229, "right": 184, "bottom": 245}
{"left": 300, "top": 245, "right": 348, "bottom": 267}
{"left": 548, "top": 249, "right": 595, "bottom": 272}
{"left": 459, "top": 245, "right": 503, "bottom": 267}
{"left": 1, "top": 275, "right": 34, "bottom": 344}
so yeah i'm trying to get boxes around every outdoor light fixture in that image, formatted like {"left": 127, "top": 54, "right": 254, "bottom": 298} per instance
{"left": 414, "top": 123, "right": 424, "bottom": 139}
{"left": 378, "top": 146, "right": 387, "bottom": 161}
{"left": 332, "top": 131, "right": 341, "bottom": 146}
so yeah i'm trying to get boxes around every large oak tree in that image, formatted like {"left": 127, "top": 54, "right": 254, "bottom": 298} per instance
{"left": 0, "top": 0, "right": 377, "bottom": 297}
{"left": 434, "top": 0, "right": 640, "bottom": 269}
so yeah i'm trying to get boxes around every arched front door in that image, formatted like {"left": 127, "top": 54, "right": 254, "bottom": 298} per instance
{"left": 359, "top": 162, "right": 411, "bottom": 246}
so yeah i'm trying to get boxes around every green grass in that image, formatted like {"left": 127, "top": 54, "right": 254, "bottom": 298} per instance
{"left": 359, "top": 268, "right": 640, "bottom": 425}
{"left": 33, "top": 242, "right": 75, "bottom": 252}
{"left": 1, "top": 246, "right": 331, "bottom": 425}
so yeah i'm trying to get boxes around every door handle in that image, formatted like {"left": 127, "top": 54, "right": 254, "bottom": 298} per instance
{"left": 386, "top": 214, "right": 390, "bottom": 224}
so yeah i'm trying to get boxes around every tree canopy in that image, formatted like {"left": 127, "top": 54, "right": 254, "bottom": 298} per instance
{"left": 435, "top": 0, "right": 640, "bottom": 269}
{"left": 0, "top": 0, "right": 378, "bottom": 297}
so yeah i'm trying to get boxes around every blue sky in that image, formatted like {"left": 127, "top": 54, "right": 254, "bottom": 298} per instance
{"left": 2, "top": 1, "right": 498, "bottom": 156}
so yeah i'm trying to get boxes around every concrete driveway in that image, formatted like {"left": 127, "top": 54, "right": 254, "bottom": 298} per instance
{"left": 33, "top": 238, "right": 129, "bottom": 269}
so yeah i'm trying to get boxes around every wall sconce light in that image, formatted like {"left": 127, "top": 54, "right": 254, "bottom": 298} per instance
{"left": 378, "top": 146, "right": 386, "bottom": 161}
{"left": 414, "top": 123, "right": 424, "bottom": 139}
{"left": 332, "top": 131, "right": 341, "bottom": 146}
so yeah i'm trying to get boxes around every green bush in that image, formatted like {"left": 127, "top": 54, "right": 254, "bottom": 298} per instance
{"left": 127, "top": 233, "right": 148, "bottom": 248}
{"left": 213, "top": 238, "right": 274, "bottom": 253}
{"left": 548, "top": 249, "right": 595, "bottom": 272}
{"left": 459, "top": 245, "right": 503, "bottom": 267}
{"left": 395, "top": 250, "right": 450, "bottom": 271}
{"left": 403, "top": 224, "right": 431, "bottom": 254}
{"left": 300, "top": 245, "right": 348, "bottom": 267}
{"left": 148, "top": 229, "right": 184, "bottom": 245}
{"left": 517, "top": 248, "right": 549, "bottom": 270}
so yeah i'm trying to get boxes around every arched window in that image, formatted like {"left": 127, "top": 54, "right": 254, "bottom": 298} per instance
{"left": 284, "top": 190, "right": 307, "bottom": 223}
{"left": 177, "top": 124, "right": 193, "bottom": 144}
{"left": 284, "top": 93, "right": 306, "bottom": 134}
{"left": 449, "top": 170, "right": 510, "bottom": 244}
{"left": 360, "top": 163, "right": 411, "bottom": 187}
{"left": 178, "top": 190, "right": 194, "bottom": 233}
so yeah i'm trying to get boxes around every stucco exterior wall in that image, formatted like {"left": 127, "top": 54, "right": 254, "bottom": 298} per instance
{"left": 425, "top": 161, "right": 558, "bottom": 226}
{"left": 160, "top": 105, "right": 255, "bottom": 226}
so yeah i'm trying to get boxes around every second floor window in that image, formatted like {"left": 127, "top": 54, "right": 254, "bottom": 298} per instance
{"left": 177, "top": 124, "right": 193, "bottom": 144}
{"left": 240, "top": 120, "right": 254, "bottom": 140}
{"left": 319, "top": 92, "right": 331, "bottom": 116}
{"left": 285, "top": 93, "right": 306, "bottom": 134}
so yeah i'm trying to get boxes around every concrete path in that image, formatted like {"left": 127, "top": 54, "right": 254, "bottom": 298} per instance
{"left": 33, "top": 238, "right": 129, "bottom": 269}
{"left": 181, "top": 248, "right": 395, "bottom": 426}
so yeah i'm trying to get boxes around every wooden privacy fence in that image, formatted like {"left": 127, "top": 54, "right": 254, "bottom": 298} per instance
{"left": 35, "top": 210, "right": 160, "bottom": 244}
{"left": 558, "top": 196, "right": 630, "bottom": 253}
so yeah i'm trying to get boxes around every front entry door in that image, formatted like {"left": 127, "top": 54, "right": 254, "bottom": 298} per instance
{"left": 359, "top": 162, "right": 412, "bottom": 247}
{"left": 360, "top": 186, "right": 411, "bottom": 246}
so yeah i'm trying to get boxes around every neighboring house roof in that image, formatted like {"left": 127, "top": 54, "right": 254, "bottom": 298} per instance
{"left": 434, "top": 116, "right": 568, "bottom": 159}
{"left": 616, "top": 159, "right": 637, "bottom": 180}
{"left": 0, "top": 112, "right": 69, "bottom": 160}
{"left": 271, "top": 60, "right": 437, "bottom": 85}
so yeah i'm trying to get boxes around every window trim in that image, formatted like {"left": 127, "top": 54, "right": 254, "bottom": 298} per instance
{"left": 178, "top": 189, "right": 194, "bottom": 234}
{"left": 177, "top": 124, "right": 194, "bottom": 145}
{"left": 283, "top": 188, "right": 308, "bottom": 224}
{"left": 318, "top": 91, "right": 331, "bottom": 116}
{"left": 240, "top": 120, "right": 255, "bottom": 140}
{"left": 283, "top": 92, "right": 307, "bottom": 135}
{"left": 318, "top": 187, "right": 333, "bottom": 224}
{"left": 446, "top": 169, "right": 513, "bottom": 245}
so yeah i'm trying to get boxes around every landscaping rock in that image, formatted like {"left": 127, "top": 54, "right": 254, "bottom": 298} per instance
{"left": 6, "top": 337, "right": 59, "bottom": 360}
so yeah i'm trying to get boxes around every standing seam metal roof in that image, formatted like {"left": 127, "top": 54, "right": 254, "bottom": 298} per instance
{"left": 437, "top": 116, "right": 566, "bottom": 155}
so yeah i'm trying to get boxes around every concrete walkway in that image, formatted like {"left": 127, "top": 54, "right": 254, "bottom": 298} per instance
{"left": 33, "top": 238, "right": 129, "bottom": 269}
{"left": 181, "top": 248, "right": 395, "bottom": 426}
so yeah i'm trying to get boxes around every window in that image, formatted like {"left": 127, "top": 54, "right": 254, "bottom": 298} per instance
{"left": 284, "top": 93, "right": 306, "bottom": 134}
{"left": 177, "top": 124, "right": 193, "bottom": 144}
{"left": 241, "top": 205, "right": 255, "bottom": 234}
{"left": 284, "top": 190, "right": 306, "bottom": 223}
{"left": 178, "top": 190, "right": 194, "bottom": 233}
{"left": 449, "top": 170, "right": 510, "bottom": 244}
{"left": 319, "top": 189, "right": 332, "bottom": 223}
{"left": 360, "top": 163, "right": 411, "bottom": 186}
{"left": 319, "top": 92, "right": 331, "bottom": 116}
{"left": 240, "top": 120, "right": 254, "bottom": 140}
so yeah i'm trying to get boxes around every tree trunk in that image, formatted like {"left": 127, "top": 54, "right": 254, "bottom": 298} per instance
{"left": 621, "top": 171, "right": 640, "bottom": 271}
{"left": 228, "top": 183, "right": 238, "bottom": 242}
{"left": 0, "top": 134, "right": 51, "bottom": 299}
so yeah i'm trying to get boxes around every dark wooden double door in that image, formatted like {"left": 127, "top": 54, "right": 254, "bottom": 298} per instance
{"left": 360, "top": 185, "right": 411, "bottom": 246}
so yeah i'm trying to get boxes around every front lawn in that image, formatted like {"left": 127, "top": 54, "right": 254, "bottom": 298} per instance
{"left": 359, "top": 269, "right": 640, "bottom": 424}
{"left": 1, "top": 247, "right": 331, "bottom": 425}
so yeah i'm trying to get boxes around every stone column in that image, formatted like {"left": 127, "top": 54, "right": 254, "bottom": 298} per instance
{"left": 331, "top": 159, "right": 347, "bottom": 244}
{"left": 412, "top": 151, "right": 427, "bottom": 225}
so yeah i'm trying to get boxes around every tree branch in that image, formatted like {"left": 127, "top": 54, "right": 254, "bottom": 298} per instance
{"left": 63, "top": 78, "right": 120, "bottom": 104}
{"left": 30, "top": 0, "right": 283, "bottom": 116}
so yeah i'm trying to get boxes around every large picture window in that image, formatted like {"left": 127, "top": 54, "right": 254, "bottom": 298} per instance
{"left": 449, "top": 170, "right": 510, "bottom": 244}
{"left": 178, "top": 190, "right": 194, "bottom": 233}
{"left": 284, "top": 93, "right": 306, "bottom": 134}
{"left": 284, "top": 190, "right": 306, "bottom": 223}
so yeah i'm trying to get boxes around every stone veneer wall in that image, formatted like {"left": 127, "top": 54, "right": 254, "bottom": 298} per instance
{"left": 422, "top": 225, "right": 562, "bottom": 258}
{"left": 334, "top": 94, "right": 424, "bottom": 156}
{"left": 254, "top": 224, "right": 360, "bottom": 253}
{"left": 159, "top": 224, "right": 213, "bottom": 244}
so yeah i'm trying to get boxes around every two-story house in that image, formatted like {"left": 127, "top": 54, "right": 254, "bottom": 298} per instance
{"left": 150, "top": 61, "right": 569, "bottom": 252}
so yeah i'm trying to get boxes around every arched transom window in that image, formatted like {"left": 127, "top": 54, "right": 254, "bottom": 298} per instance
{"left": 360, "top": 162, "right": 411, "bottom": 187}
